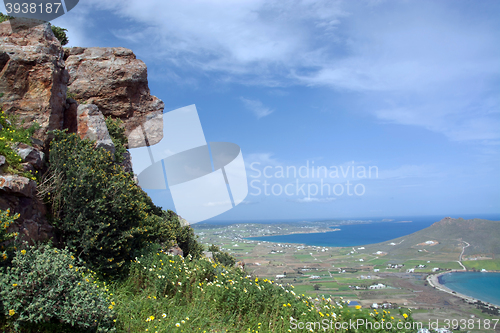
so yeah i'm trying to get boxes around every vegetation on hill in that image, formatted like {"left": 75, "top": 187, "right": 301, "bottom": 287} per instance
{"left": 111, "top": 244, "right": 418, "bottom": 332}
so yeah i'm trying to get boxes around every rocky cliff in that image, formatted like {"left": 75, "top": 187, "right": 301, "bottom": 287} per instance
{"left": 0, "top": 18, "right": 165, "bottom": 243}
{"left": 65, "top": 47, "right": 164, "bottom": 148}
{"left": 0, "top": 18, "right": 68, "bottom": 144}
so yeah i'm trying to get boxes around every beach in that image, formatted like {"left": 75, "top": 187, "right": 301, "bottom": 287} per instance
{"left": 427, "top": 270, "right": 500, "bottom": 309}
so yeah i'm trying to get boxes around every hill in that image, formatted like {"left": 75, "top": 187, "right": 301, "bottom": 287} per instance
{"left": 363, "top": 217, "right": 500, "bottom": 264}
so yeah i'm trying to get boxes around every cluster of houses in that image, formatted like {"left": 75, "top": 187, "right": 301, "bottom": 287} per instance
{"left": 350, "top": 283, "right": 387, "bottom": 290}
{"left": 371, "top": 302, "right": 395, "bottom": 309}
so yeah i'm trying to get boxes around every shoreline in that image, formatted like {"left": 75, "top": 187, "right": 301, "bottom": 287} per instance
{"left": 426, "top": 270, "right": 500, "bottom": 309}
{"left": 246, "top": 228, "right": 341, "bottom": 239}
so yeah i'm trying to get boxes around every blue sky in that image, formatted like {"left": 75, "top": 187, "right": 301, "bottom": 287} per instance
{"left": 4, "top": 0, "right": 498, "bottom": 220}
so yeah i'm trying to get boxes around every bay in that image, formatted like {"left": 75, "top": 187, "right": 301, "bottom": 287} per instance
{"left": 439, "top": 272, "right": 500, "bottom": 306}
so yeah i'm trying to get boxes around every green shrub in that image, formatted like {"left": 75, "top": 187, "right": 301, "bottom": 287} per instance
{"left": 45, "top": 130, "right": 161, "bottom": 275}
{"left": 0, "top": 109, "right": 40, "bottom": 179}
{"left": 213, "top": 250, "right": 235, "bottom": 267}
{"left": 50, "top": 25, "right": 68, "bottom": 46}
{"left": 142, "top": 210, "right": 203, "bottom": 259}
{"left": 0, "top": 12, "right": 13, "bottom": 23}
{"left": 208, "top": 243, "right": 235, "bottom": 267}
{"left": 44, "top": 130, "right": 202, "bottom": 275}
{"left": 0, "top": 209, "right": 19, "bottom": 267}
{"left": 104, "top": 117, "right": 127, "bottom": 163}
{"left": 0, "top": 244, "right": 116, "bottom": 332}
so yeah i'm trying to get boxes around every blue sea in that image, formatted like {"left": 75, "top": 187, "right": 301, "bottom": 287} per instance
{"left": 439, "top": 272, "right": 500, "bottom": 306}
{"left": 238, "top": 214, "right": 499, "bottom": 247}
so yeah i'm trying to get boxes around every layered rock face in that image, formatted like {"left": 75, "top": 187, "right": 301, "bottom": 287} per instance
{"left": 65, "top": 47, "right": 164, "bottom": 148}
{"left": 0, "top": 18, "right": 69, "bottom": 144}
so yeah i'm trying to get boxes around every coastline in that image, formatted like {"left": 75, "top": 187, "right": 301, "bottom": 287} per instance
{"left": 426, "top": 270, "right": 500, "bottom": 308}
{"left": 247, "top": 228, "right": 341, "bottom": 239}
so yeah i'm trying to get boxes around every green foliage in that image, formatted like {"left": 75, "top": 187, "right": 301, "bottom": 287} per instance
{"left": 45, "top": 130, "right": 160, "bottom": 275}
{"left": 66, "top": 88, "right": 77, "bottom": 100}
{"left": 0, "top": 109, "right": 39, "bottom": 179}
{"left": 44, "top": 130, "right": 202, "bottom": 275}
{"left": 143, "top": 210, "right": 203, "bottom": 259}
{"left": 50, "top": 25, "right": 69, "bottom": 46}
{"left": 213, "top": 251, "right": 236, "bottom": 267}
{"left": 104, "top": 117, "right": 128, "bottom": 164}
{"left": 208, "top": 244, "right": 220, "bottom": 253}
{"left": 0, "top": 244, "right": 116, "bottom": 332}
{"left": 0, "top": 209, "right": 19, "bottom": 266}
{"left": 112, "top": 248, "right": 418, "bottom": 332}
{"left": 208, "top": 243, "right": 235, "bottom": 267}
{"left": 0, "top": 12, "right": 13, "bottom": 23}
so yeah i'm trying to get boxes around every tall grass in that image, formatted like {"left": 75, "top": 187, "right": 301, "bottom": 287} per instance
{"left": 111, "top": 245, "right": 418, "bottom": 332}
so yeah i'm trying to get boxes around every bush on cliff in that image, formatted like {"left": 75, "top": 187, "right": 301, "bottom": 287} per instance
{"left": 44, "top": 130, "right": 201, "bottom": 276}
{"left": 50, "top": 25, "right": 69, "bottom": 46}
{"left": 0, "top": 109, "right": 39, "bottom": 179}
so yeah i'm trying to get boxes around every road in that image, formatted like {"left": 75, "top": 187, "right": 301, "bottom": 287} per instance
{"left": 457, "top": 241, "right": 470, "bottom": 270}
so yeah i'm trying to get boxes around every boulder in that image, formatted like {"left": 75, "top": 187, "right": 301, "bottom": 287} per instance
{"left": 0, "top": 18, "right": 69, "bottom": 144}
{"left": 65, "top": 47, "right": 164, "bottom": 148}
{"left": 0, "top": 155, "right": 5, "bottom": 167}
{"left": 12, "top": 142, "right": 45, "bottom": 169}
{"left": 0, "top": 175, "right": 36, "bottom": 198}
{"left": 77, "top": 104, "right": 115, "bottom": 155}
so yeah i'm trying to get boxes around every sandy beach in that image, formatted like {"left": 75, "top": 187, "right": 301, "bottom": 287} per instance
{"left": 427, "top": 270, "right": 500, "bottom": 309}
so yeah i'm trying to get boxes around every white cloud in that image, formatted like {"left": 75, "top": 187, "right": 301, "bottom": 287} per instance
{"left": 49, "top": 0, "right": 500, "bottom": 143}
{"left": 240, "top": 97, "right": 274, "bottom": 118}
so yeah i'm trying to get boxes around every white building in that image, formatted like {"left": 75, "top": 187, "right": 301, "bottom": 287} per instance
{"left": 369, "top": 283, "right": 386, "bottom": 289}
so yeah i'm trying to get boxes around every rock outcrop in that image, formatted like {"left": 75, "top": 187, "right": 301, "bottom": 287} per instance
{"left": 0, "top": 18, "right": 166, "bottom": 245}
{"left": 65, "top": 47, "right": 164, "bottom": 148}
{"left": 0, "top": 18, "right": 69, "bottom": 144}
{"left": 77, "top": 104, "right": 115, "bottom": 154}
